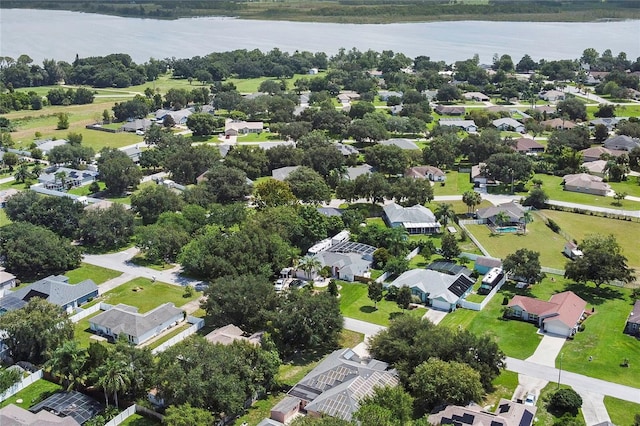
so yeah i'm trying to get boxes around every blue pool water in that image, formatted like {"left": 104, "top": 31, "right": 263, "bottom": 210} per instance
{"left": 497, "top": 226, "right": 519, "bottom": 233}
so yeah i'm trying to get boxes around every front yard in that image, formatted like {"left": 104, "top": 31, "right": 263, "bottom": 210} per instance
{"left": 339, "top": 281, "right": 425, "bottom": 326}
{"left": 65, "top": 263, "right": 122, "bottom": 285}
{"left": 603, "top": 396, "right": 640, "bottom": 426}
{"left": 465, "top": 212, "right": 567, "bottom": 269}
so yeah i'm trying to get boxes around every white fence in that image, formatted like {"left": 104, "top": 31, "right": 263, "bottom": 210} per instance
{"left": 458, "top": 222, "right": 491, "bottom": 257}
{"left": 0, "top": 370, "right": 43, "bottom": 403}
{"left": 152, "top": 316, "right": 205, "bottom": 355}
{"left": 69, "top": 303, "right": 114, "bottom": 323}
{"left": 542, "top": 266, "right": 565, "bottom": 276}
{"left": 104, "top": 405, "right": 136, "bottom": 426}
{"left": 374, "top": 247, "right": 421, "bottom": 284}
{"left": 458, "top": 276, "right": 506, "bottom": 311}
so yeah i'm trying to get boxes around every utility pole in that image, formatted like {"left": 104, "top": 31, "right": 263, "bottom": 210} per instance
{"left": 557, "top": 352, "right": 563, "bottom": 389}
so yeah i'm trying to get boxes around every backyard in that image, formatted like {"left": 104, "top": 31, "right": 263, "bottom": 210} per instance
{"left": 539, "top": 209, "right": 640, "bottom": 270}
{"left": 64, "top": 263, "right": 122, "bottom": 285}
{"left": 0, "top": 379, "right": 62, "bottom": 409}
{"left": 430, "top": 171, "right": 474, "bottom": 196}
{"left": 339, "top": 281, "right": 425, "bottom": 326}
{"left": 464, "top": 211, "right": 568, "bottom": 269}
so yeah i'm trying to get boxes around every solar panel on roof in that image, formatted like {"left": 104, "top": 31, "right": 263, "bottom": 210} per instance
{"left": 29, "top": 391, "right": 102, "bottom": 425}
{"left": 519, "top": 410, "right": 534, "bottom": 426}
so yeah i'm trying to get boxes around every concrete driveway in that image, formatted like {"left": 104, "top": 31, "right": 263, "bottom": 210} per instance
{"left": 575, "top": 389, "right": 611, "bottom": 426}
{"left": 526, "top": 333, "right": 566, "bottom": 367}
{"left": 512, "top": 375, "right": 548, "bottom": 403}
{"left": 423, "top": 309, "right": 448, "bottom": 325}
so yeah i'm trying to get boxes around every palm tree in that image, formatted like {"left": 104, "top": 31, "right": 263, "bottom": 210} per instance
{"left": 54, "top": 170, "right": 67, "bottom": 188}
{"left": 97, "top": 358, "right": 131, "bottom": 408}
{"left": 45, "top": 341, "right": 87, "bottom": 391}
{"left": 31, "top": 163, "right": 42, "bottom": 177}
{"left": 435, "top": 203, "right": 455, "bottom": 227}
{"left": 462, "top": 191, "right": 482, "bottom": 216}
{"left": 298, "top": 255, "right": 321, "bottom": 280}
{"left": 386, "top": 226, "right": 408, "bottom": 256}
{"left": 14, "top": 164, "right": 30, "bottom": 183}
{"left": 494, "top": 211, "right": 510, "bottom": 228}
{"left": 521, "top": 210, "right": 533, "bottom": 233}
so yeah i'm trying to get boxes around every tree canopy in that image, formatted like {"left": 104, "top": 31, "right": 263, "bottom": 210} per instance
{"left": 564, "top": 234, "right": 634, "bottom": 287}
{"left": 503, "top": 248, "right": 542, "bottom": 284}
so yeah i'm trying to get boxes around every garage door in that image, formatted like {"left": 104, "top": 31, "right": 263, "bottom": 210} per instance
{"left": 544, "top": 323, "right": 569, "bottom": 337}
{"left": 431, "top": 299, "right": 451, "bottom": 311}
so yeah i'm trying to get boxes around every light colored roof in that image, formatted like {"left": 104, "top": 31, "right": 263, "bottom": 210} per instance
{"left": 435, "top": 105, "right": 466, "bottom": 114}
{"left": 583, "top": 160, "right": 607, "bottom": 174}
{"left": 493, "top": 117, "right": 524, "bottom": 129}
{"left": 513, "top": 138, "right": 544, "bottom": 152}
{"left": 627, "top": 300, "right": 640, "bottom": 326}
{"left": 508, "top": 291, "right": 586, "bottom": 329}
{"left": 271, "top": 166, "right": 300, "bottom": 181}
{"left": 0, "top": 188, "right": 19, "bottom": 204}
{"left": 90, "top": 302, "right": 183, "bottom": 339}
{"left": 204, "top": 324, "right": 262, "bottom": 346}
{"left": 476, "top": 202, "right": 525, "bottom": 221}
{"left": 0, "top": 404, "right": 80, "bottom": 426}
{"left": 0, "top": 267, "right": 16, "bottom": 285}
{"left": 8, "top": 275, "right": 97, "bottom": 308}
{"left": 121, "top": 118, "right": 153, "bottom": 131}
{"left": 463, "top": 91, "right": 489, "bottom": 100}
{"left": 225, "top": 119, "right": 264, "bottom": 131}
{"left": 383, "top": 203, "right": 437, "bottom": 224}
{"left": 380, "top": 138, "right": 420, "bottom": 150}
{"left": 428, "top": 399, "right": 536, "bottom": 426}
{"left": 345, "top": 164, "right": 373, "bottom": 180}
{"left": 257, "top": 419, "right": 284, "bottom": 426}
{"left": 405, "top": 166, "right": 445, "bottom": 179}
{"left": 390, "top": 269, "right": 474, "bottom": 304}
{"left": 475, "top": 256, "right": 502, "bottom": 268}
{"left": 540, "top": 118, "right": 576, "bottom": 129}
{"left": 315, "top": 251, "right": 371, "bottom": 277}
{"left": 604, "top": 134, "right": 640, "bottom": 151}
{"left": 439, "top": 119, "right": 477, "bottom": 129}
{"left": 563, "top": 173, "right": 611, "bottom": 192}
{"left": 334, "top": 143, "right": 359, "bottom": 156}
{"left": 288, "top": 348, "right": 398, "bottom": 421}
{"left": 580, "top": 146, "right": 625, "bottom": 160}
{"left": 35, "top": 139, "right": 67, "bottom": 154}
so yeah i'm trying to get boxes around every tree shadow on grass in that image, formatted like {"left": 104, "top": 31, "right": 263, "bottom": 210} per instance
{"left": 563, "top": 282, "right": 625, "bottom": 305}
{"left": 359, "top": 306, "right": 377, "bottom": 314}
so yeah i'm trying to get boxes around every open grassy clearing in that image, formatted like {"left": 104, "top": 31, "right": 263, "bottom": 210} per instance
{"left": 0, "top": 379, "right": 62, "bottom": 409}
{"left": 95, "top": 278, "right": 200, "bottom": 313}
{"left": 603, "top": 396, "right": 640, "bottom": 426}
{"left": 339, "top": 281, "right": 425, "bottom": 326}
{"left": 431, "top": 171, "right": 474, "bottom": 196}
{"left": 483, "top": 370, "right": 518, "bottom": 412}
{"left": 539, "top": 209, "right": 640, "bottom": 270}
{"left": 0, "top": 209, "right": 11, "bottom": 227}
{"left": 465, "top": 212, "right": 568, "bottom": 269}
{"left": 64, "top": 263, "right": 122, "bottom": 285}
{"left": 529, "top": 174, "right": 640, "bottom": 210}
{"left": 74, "top": 312, "right": 102, "bottom": 348}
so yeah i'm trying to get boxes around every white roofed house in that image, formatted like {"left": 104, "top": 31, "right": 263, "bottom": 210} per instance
{"left": 224, "top": 119, "right": 264, "bottom": 136}
{"left": 383, "top": 202, "right": 441, "bottom": 235}
{"left": 562, "top": 173, "right": 611, "bottom": 196}
{"left": 439, "top": 119, "right": 477, "bottom": 133}
{"left": 405, "top": 165, "right": 446, "bottom": 182}
{"left": 492, "top": 117, "right": 525, "bottom": 133}
{"left": 389, "top": 269, "right": 475, "bottom": 311}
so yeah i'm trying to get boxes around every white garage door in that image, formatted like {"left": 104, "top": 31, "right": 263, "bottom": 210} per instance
{"left": 545, "top": 323, "right": 570, "bottom": 337}
{"left": 431, "top": 299, "right": 451, "bottom": 311}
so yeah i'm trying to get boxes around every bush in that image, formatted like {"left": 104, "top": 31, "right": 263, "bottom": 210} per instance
{"left": 549, "top": 388, "right": 582, "bottom": 415}
{"left": 546, "top": 219, "right": 561, "bottom": 233}
{"left": 183, "top": 285, "right": 194, "bottom": 298}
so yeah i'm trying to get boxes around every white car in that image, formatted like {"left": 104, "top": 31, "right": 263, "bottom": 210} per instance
{"left": 136, "top": 130, "right": 145, "bottom": 136}
{"left": 274, "top": 279, "right": 285, "bottom": 292}
{"left": 524, "top": 393, "right": 536, "bottom": 406}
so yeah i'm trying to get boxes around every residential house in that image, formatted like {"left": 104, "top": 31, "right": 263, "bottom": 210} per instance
{"left": 539, "top": 90, "right": 565, "bottom": 102}
{"left": 0, "top": 267, "right": 17, "bottom": 298}
{"left": 317, "top": 207, "right": 343, "bottom": 217}
{"left": 562, "top": 173, "right": 611, "bottom": 196}
{"left": 28, "top": 391, "right": 102, "bottom": 426}
{"left": 224, "top": 119, "right": 264, "bottom": 136}
{"left": 383, "top": 203, "right": 441, "bottom": 235}
{"left": 345, "top": 164, "right": 374, "bottom": 180}
{"left": 624, "top": 300, "right": 640, "bottom": 336}
{"left": 580, "top": 146, "right": 624, "bottom": 162}
{"left": 428, "top": 399, "right": 536, "bottom": 426}
{"left": 389, "top": 269, "right": 475, "bottom": 311}
{"left": 283, "top": 348, "right": 399, "bottom": 421}
{"left": 270, "top": 397, "right": 299, "bottom": 424}
{"left": 589, "top": 117, "right": 625, "bottom": 131}
{"left": 563, "top": 241, "right": 583, "bottom": 260}
{"left": 0, "top": 404, "right": 81, "bottom": 425}
{"left": 582, "top": 160, "right": 608, "bottom": 178}
{"left": 463, "top": 92, "right": 490, "bottom": 102}
{"left": 626, "top": 88, "right": 640, "bottom": 100}
{"left": 493, "top": 118, "right": 525, "bottom": 133}
{"left": 533, "top": 105, "right": 556, "bottom": 115}
{"left": 474, "top": 256, "right": 502, "bottom": 274}
{"left": 38, "top": 167, "right": 99, "bottom": 191}
{"left": 512, "top": 138, "right": 545, "bottom": 155}
{"left": 334, "top": 142, "right": 359, "bottom": 156}
{"left": 89, "top": 302, "right": 184, "bottom": 345}
{"left": 120, "top": 145, "right": 142, "bottom": 164}
{"left": 427, "top": 261, "right": 471, "bottom": 277}
{"left": 603, "top": 134, "right": 640, "bottom": 152}
{"left": 271, "top": 166, "right": 300, "bottom": 181}
{"left": 435, "top": 105, "right": 466, "bottom": 115}
{"left": 476, "top": 202, "right": 526, "bottom": 226}
{"left": 405, "top": 165, "right": 446, "bottom": 182}
{"left": 380, "top": 138, "right": 420, "bottom": 150}
{"left": 439, "top": 119, "right": 478, "bottom": 132}
{"left": 5, "top": 275, "right": 98, "bottom": 313}
{"left": 34, "top": 138, "right": 67, "bottom": 155}
{"left": 337, "top": 91, "right": 360, "bottom": 104}
{"left": 378, "top": 90, "right": 403, "bottom": 101}
{"left": 470, "top": 163, "right": 495, "bottom": 186}
{"left": 540, "top": 118, "right": 576, "bottom": 130}
{"left": 154, "top": 108, "right": 193, "bottom": 125}
{"left": 204, "top": 324, "right": 262, "bottom": 346}
{"left": 312, "top": 240, "right": 376, "bottom": 282}
{"left": 507, "top": 291, "right": 587, "bottom": 337}
{"left": 486, "top": 105, "right": 509, "bottom": 114}
{"left": 120, "top": 118, "right": 153, "bottom": 133}
{"left": 0, "top": 189, "right": 19, "bottom": 208}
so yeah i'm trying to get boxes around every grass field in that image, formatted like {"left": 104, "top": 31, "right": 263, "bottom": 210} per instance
{"left": 96, "top": 278, "right": 199, "bottom": 313}
{"left": 0, "top": 379, "right": 62, "bottom": 409}
{"left": 64, "top": 263, "right": 122, "bottom": 284}
{"left": 483, "top": 370, "right": 518, "bottom": 411}
{"left": 0, "top": 209, "right": 11, "bottom": 227}
{"left": 431, "top": 171, "right": 474, "bottom": 196}
{"left": 74, "top": 312, "right": 102, "bottom": 347}
{"left": 539, "top": 209, "right": 640, "bottom": 270}
{"left": 339, "top": 281, "right": 425, "bottom": 326}
{"left": 119, "top": 414, "right": 160, "bottom": 425}
{"left": 603, "top": 396, "right": 640, "bottom": 426}
{"left": 465, "top": 212, "right": 568, "bottom": 269}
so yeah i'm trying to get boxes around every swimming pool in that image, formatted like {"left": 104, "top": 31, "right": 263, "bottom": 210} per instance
{"left": 497, "top": 226, "right": 519, "bottom": 233}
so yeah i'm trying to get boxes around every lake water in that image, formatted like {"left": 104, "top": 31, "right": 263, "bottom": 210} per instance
{"left": 1, "top": 9, "right": 638, "bottom": 64}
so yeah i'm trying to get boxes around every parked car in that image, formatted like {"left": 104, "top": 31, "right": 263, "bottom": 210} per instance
{"left": 524, "top": 393, "right": 536, "bottom": 406}
{"left": 194, "top": 283, "right": 209, "bottom": 292}
{"left": 274, "top": 279, "right": 285, "bottom": 292}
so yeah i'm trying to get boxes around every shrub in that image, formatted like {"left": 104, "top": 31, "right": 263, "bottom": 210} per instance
{"left": 546, "top": 219, "right": 561, "bottom": 233}
{"left": 183, "top": 285, "right": 194, "bottom": 298}
{"left": 549, "top": 388, "right": 582, "bottom": 415}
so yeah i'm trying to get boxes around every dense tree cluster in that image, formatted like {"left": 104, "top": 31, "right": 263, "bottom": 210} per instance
{"left": 565, "top": 234, "right": 634, "bottom": 287}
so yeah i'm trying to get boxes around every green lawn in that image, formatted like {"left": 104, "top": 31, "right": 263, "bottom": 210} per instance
{"left": 145, "top": 322, "right": 191, "bottom": 350}
{"left": 558, "top": 283, "right": 640, "bottom": 388}
{"left": 67, "top": 181, "right": 106, "bottom": 196}
{"left": 431, "top": 171, "right": 474, "bottom": 196}
{"left": 0, "top": 209, "right": 11, "bottom": 227}
{"left": 465, "top": 212, "right": 568, "bottom": 269}
{"left": 65, "top": 263, "right": 122, "bottom": 284}
{"left": 483, "top": 370, "right": 519, "bottom": 411}
{"left": 339, "top": 281, "right": 425, "bottom": 326}
{"left": 425, "top": 199, "right": 493, "bottom": 217}
{"left": 535, "top": 383, "right": 585, "bottom": 426}
{"left": 119, "top": 414, "right": 161, "bottom": 425}
{"left": 74, "top": 312, "right": 102, "bottom": 348}
{"left": 0, "top": 379, "right": 62, "bottom": 409}
{"left": 97, "top": 278, "right": 200, "bottom": 313}
{"left": 603, "top": 396, "right": 640, "bottom": 426}
{"left": 540, "top": 209, "right": 640, "bottom": 270}
{"left": 529, "top": 174, "right": 640, "bottom": 210}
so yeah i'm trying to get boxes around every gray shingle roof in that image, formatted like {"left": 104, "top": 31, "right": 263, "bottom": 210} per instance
{"left": 9, "top": 276, "right": 97, "bottom": 308}
{"left": 476, "top": 202, "right": 525, "bottom": 221}
{"left": 383, "top": 203, "right": 437, "bottom": 224}
{"left": 389, "top": 269, "right": 474, "bottom": 304}
{"left": 90, "top": 302, "right": 183, "bottom": 339}
{"left": 380, "top": 138, "right": 420, "bottom": 150}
